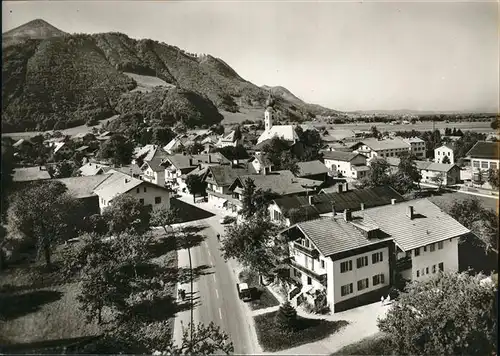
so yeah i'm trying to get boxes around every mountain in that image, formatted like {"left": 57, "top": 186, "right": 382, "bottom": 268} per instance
{"left": 2, "top": 19, "right": 67, "bottom": 47}
{"left": 2, "top": 20, "right": 342, "bottom": 132}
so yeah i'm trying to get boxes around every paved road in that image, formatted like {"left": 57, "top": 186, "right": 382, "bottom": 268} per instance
{"left": 173, "top": 198, "right": 260, "bottom": 354}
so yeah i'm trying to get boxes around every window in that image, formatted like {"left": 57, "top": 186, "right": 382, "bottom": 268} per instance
{"left": 304, "top": 239, "right": 310, "bottom": 248}
{"left": 372, "top": 274, "right": 385, "bottom": 286}
{"left": 426, "top": 267, "right": 429, "bottom": 274}
{"left": 340, "top": 260, "right": 352, "bottom": 273}
{"left": 372, "top": 252, "right": 383, "bottom": 264}
{"left": 432, "top": 265, "right": 436, "bottom": 273}
{"left": 447, "top": 152, "right": 450, "bottom": 156}
{"left": 481, "top": 161, "right": 489, "bottom": 169}
{"left": 357, "top": 278, "right": 369, "bottom": 291}
{"left": 321, "top": 259, "right": 325, "bottom": 269}
{"left": 473, "top": 161, "right": 480, "bottom": 168}
{"left": 430, "top": 243, "right": 435, "bottom": 252}
{"left": 294, "top": 268, "right": 302, "bottom": 278}
{"left": 438, "top": 151, "right": 440, "bottom": 156}
{"left": 356, "top": 256, "right": 369, "bottom": 268}
{"left": 143, "top": 187, "right": 147, "bottom": 192}
{"left": 307, "top": 276, "right": 312, "bottom": 285}
{"left": 491, "top": 162, "right": 498, "bottom": 170}
{"left": 416, "top": 270, "right": 420, "bottom": 277}
{"left": 136, "top": 188, "right": 140, "bottom": 193}
{"left": 405, "top": 251, "right": 412, "bottom": 258}
{"left": 423, "top": 246, "right": 427, "bottom": 252}
{"left": 414, "top": 248, "right": 420, "bottom": 256}
{"left": 438, "top": 241, "right": 444, "bottom": 250}
{"left": 139, "top": 198, "right": 144, "bottom": 205}
{"left": 155, "top": 197, "right": 161, "bottom": 204}
{"left": 438, "top": 262, "right": 444, "bottom": 271}
{"left": 341, "top": 283, "right": 353, "bottom": 296}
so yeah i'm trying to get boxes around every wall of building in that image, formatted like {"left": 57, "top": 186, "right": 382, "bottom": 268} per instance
{"left": 98, "top": 182, "right": 170, "bottom": 213}
{"left": 471, "top": 158, "right": 499, "bottom": 172}
{"left": 324, "top": 157, "right": 365, "bottom": 178}
{"left": 410, "top": 237, "right": 459, "bottom": 280}
{"left": 435, "top": 147, "right": 454, "bottom": 164}
{"left": 420, "top": 167, "right": 460, "bottom": 186}
{"left": 331, "top": 247, "right": 390, "bottom": 307}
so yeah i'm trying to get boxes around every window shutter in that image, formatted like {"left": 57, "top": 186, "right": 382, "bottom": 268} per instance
{"left": 381, "top": 274, "right": 385, "bottom": 284}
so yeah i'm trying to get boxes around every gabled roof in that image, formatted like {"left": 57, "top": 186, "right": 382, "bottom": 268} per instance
{"left": 75, "top": 145, "right": 90, "bottom": 152}
{"left": 232, "top": 170, "right": 320, "bottom": 196}
{"left": 354, "top": 199, "right": 470, "bottom": 251}
{"left": 53, "top": 142, "right": 68, "bottom": 153}
{"left": 402, "top": 137, "right": 425, "bottom": 144}
{"left": 273, "top": 185, "right": 404, "bottom": 215}
{"left": 221, "top": 130, "right": 237, "bottom": 142}
{"left": 54, "top": 175, "right": 111, "bottom": 198}
{"left": 385, "top": 157, "right": 458, "bottom": 173}
{"left": 466, "top": 141, "right": 499, "bottom": 160}
{"left": 436, "top": 143, "right": 454, "bottom": 151}
{"left": 141, "top": 158, "right": 165, "bottom": 172}
{"left": 93, "top": 171, "right": 144, "bottom": 201}
{"left": 163, "top": 154, "right": 196, "bottom": 170}
{"left": 257, "top": 125, "right": 299, "bottom": 145}
{"left": 296, "top": 160, "right": 329, "bottom": 177}
{"left": 323, "top": 151, "right": 363, "bottom": 162}
{"left": 355, "top": 138, "right": 410, "bottom": 151}
{"left": 248, "top": 154, "right": 272, "bottom": 167}
{"left": 12, "top": 166, "right": 51, "bottom": 182}
{"left": 79, "top": 162, "right": 110, "bottom": 176}
{"left": 206, "top": 165, "right": 249, "bottom": 187}
{"left": 113, "top": 164, "right": 143, "bottom": 177}
{"left": 285, "top": 216, "right": 392, "bottom": 257}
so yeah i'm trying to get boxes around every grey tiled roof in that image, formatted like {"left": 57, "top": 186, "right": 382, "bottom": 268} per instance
{"left": 322, "top": 151, "right": 360, "bottom": 162}
{"left": 466, "top": 141, "right": 499, "bottom": 160}
{"left": 235, "top": 170, "right": 320, "bottom": 196}
{"left": 55, "top": 175, "right": 111, "bottom": 198}
{"left": 206, "top": 165, "right": 249, "bottom": 187}
{"left": 13, "top": 167, "right": 51, "bottom": 182}
{"left": 296, "top": 160, "right": 329, "bottom": 177}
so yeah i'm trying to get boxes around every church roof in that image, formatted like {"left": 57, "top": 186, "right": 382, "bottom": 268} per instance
{"left": 257, "top": 125, "right": 299, "bottom": 144}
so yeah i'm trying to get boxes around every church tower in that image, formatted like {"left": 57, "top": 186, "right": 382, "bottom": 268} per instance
{"left": 264, "top": 92, "right": 275, "bottom": 131}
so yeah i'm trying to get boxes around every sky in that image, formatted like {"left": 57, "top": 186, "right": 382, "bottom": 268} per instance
{"left": 2, "top": 1, "right": 499, "bottom": 113}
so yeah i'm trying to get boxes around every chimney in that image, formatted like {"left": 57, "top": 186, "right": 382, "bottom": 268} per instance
{"left": 406, "top": 206, "right": 414, "bottom": 220}
{"left": 331, "top": 204, "right": 336, "bottom": 217}
{"left": 360, "top": 202, "right": 365, "bottom": 210}
{"left": 125, "top": 178, "right": 129, "bottom": 184}
{"left": 343, "top": 209, "right": 352, "bottom": 222}
{"left": 391, "top": 198, "right": 396, "bottom": 205}
{"left": 208, "top": 154, "right": 212, "bottom": 163}
{"left": 308, "top": 195, "right": 313, "bottom": 206}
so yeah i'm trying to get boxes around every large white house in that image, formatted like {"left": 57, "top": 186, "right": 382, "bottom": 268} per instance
{"left": 323, "top": 151, "right": 368, "bottom": 179}
{"left": 402, "top": 137, "right": 426, "bottom": 159}
{"left": 434, "top": 144, "right": 454, "bottom": 164}
{"left": 93, "top": 170, "right": 170, "bottom": 213}
{"left": 281, "top": 199, "right": 469, "bottom": 313}
{"left": 466, "top": 141, "right": 499, "bottom": 182}
{"left": 351, "top": 138, "right": 412, "bottom": 162}
{"left": 140, "top": 158, "right": 166, "bottom": 186}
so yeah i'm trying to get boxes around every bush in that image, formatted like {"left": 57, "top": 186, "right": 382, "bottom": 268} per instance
{"left": 275, "top": 301, "right": 297, "bottom": 330}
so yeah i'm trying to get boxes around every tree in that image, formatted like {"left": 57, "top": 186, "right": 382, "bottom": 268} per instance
{"left": 378, "top": 272, "right": 497, "bottom": 356}
{"left": 275, "top": 301, "right": 298, "bottom": 330}
{"left": 48, "top": 160, "right": 78, "bottom": 178}
{"left": 262, "top": 137, "right": 292, "bottom": 168}
{"left": 239, "top": 178, "right": 278, "bottom": 219}
{"left": 98, "top": 134, "right": 134, "bottom": 166}
{"left": 475, "top": 169, "right": 485, "bottom": 187}
{"left": 398, "top": 152, "right": 421, "bottom": 188}
{"left": 370, "top": 125, "right": 381, "bottom": 139}
{"left": 430, "top": 172, "right": 445, "bottom": 191}
{"left": 151, "top": 127, "right": 175, "bottom": 146}
{"left": 280, "top": 151, "right": 300, "bottom": 176}
{"left": 1, "top": 140, "right": 14, "bottom": 221}
{"left": 359, "top": 158, "right": 391, "bottom": 188}
{"left": 7, "top": 181, "right": 81, "bottom": 266}
{"left": 185, "top": 175, "right": 207, "bottom": 203}
{"left": 233, "top": 125, "right": 242, "bottom": 142}
{"left": 447, "top": 198, "right": 498, "bottom": 253}
{"left": 221, "top": 214, "right": 286, "bottom": 282}
{"left": 185, "top": 142, "right": 204, "bottom": 155}
{"left": 487, "top": 168, "right": 499, "bottom": 190}
{"left": 150, "top": 206, "right": 181, "bottom": 236}
{"left": 491, "top": 118, "right": 499, "bottom": 130}
{"left": 102, "top": 194, "right": 151, "bottom": 235}
{"left": 210, "top": 124, "right": 225, "bottom": 136}
{"left": 441, "top": 155, "right": 451, "bottom": 164}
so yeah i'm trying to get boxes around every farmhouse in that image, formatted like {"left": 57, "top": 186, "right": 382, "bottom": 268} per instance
{"left": 323, "top": 151, "right": 368, "bottom": 179}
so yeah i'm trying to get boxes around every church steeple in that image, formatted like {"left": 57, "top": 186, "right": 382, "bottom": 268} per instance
{"left": 264, "top": 90, "right": 274, "bottom": 131}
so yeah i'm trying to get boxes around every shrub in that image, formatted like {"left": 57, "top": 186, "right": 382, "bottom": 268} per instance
{"left": 275, "top": 301, "right": 297, "bottom": 330}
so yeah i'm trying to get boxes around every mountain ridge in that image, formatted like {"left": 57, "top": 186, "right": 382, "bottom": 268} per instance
{"left": 2, "top": 19, "right": 343, "bottom": 132}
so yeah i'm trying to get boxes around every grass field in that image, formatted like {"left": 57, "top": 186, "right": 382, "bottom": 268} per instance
{"left": 123, "top": 72, "right": 175, "bottom": 93}
{"left": 331, "top": 332, "right": 391, "bottom": 356}
{"left": 254, "top": 310, "right": 348, "bottom": 352}
{"left": 428, "top": 191, "right": 498, "bottom": 212}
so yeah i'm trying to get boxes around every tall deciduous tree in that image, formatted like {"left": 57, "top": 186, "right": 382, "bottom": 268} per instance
{"left": 221, "top": 214, "right": 286, "bottom": 282}
{"left": 487, "top": 168, "right": 499, "bottom": 190}
{"left": 398, "top": 152, "right": 421, "bottom": 186}
{"left": 378, "top": 272, "right": 497, "bottom": 355}
{"left": 185, "top": 175, "right": 206, "bottom": 203}
{"left": 239, "top": 178, "right": 277, "bottom": 219}
{"left": 7, "top": 181, "right": 81, "bottom": 266}
{"left": 98, "top": 134, "right": 134, "bottom": 166}
{"left": 446, "top": 198, "right": 498, "bottom": 253}
{"left": 358, "top": 158, "right": 391, "bottom": 188}
{"left": 151, "top": 206, "right": 180, "bottom": 236}
{"left": 102, "top": 194, "right": 151, "bottom": 235}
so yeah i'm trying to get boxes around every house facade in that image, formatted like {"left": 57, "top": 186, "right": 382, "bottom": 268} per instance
{"left": 351, "top": 138, "right": 411, "bottom": 161}
{"left": 323, "top": 151, "right": 368, "bottom": 179}
{"left": 466, "top": 141, "right": 499, "bottom": 182}
{"left": 434, "top": 144, "right": 455, "bottom": 164}
{"left": 140, "top": 158, "right": 166, "bottom": 186}
{"left": 93, "top": 170, "right": 170, "bottom": 213}
{"left": 280, "top": 199, "right": 469, "bottom": 313}
{"left": 205, "top": 165, "right": 248, "bottom": 211}
{"left": 402, "top": 137, "right": 426, "bottom": 159}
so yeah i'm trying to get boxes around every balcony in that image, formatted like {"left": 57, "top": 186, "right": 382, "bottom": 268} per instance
{"left": 290, "top": 259, "right": 327, "bottom": 286}
{"left": 293, "top": 242, "right": 319, "bottom": 259}
{"left": 395, "top": 256, "right": 412, "bottom": 271}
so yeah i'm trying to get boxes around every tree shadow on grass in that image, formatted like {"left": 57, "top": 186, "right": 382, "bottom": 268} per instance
{"left": 126, "top": 292, "right": 202, "bottom": 322}
{"left": 0, "top": 289, "right": 64, "bottom": 321}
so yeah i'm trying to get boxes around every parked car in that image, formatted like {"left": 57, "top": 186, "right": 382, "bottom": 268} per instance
{"left": 237, "top": 283, "right": 252, "bottom": 302}
{"left": 220, "top": 215, "right": 236, "bottom": 225}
